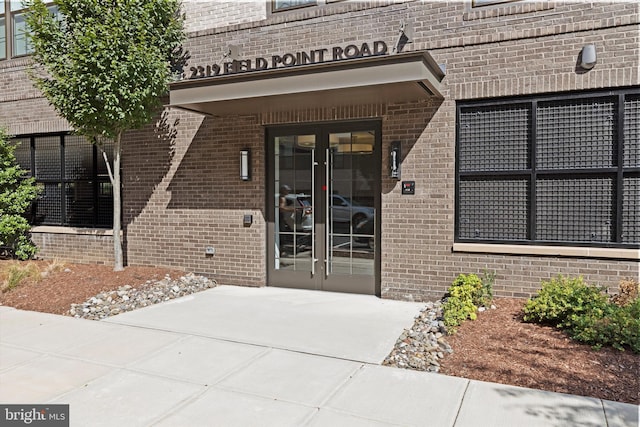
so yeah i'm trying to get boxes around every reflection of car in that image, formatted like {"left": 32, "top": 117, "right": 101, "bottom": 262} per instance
{"left": 282, "top": 194, "right": 313, "bottom": 232}
{"left": 331, "top": 194, "right": 374, "bottom": 227}
{"left": 354, "top": 215, "right": 375, "bottom": 249}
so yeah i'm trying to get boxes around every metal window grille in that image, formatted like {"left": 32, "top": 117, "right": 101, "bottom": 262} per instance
{"left": 35, "top": 136, "right": 61, "bottom": 180}
{"left": 458, "top": 104, "right": 530, "bottom": 172}
{"left": 11, "top": 137, "right": 31, "bottom": 176}
{"left": 537, "top": 98, "right": 617, "bottom": 170}
{"left": 36, "top": 183, "right": 62, "bottom": 225}
{"left": 624, "top": 96, "right": 640, "bottom": 168}
{"left": 536, "top": 177, "right": 614, "bottom": 242}
{"left": 65, "top": 182, "right": 95, "bottom": 227}
{"left": 457, "top": 89, "right": 639, "bottom": 247}
{"left": 11, "top": 134, "right": 114, "bottom": 228}
{"left": 459, "top": 178, "right": 529, "bottom": 240}
{"left": 622, "top": 176, "right": 640, "bottom": 243}
{"left": 64, "top": 134, "right": 93, "bottom": 180}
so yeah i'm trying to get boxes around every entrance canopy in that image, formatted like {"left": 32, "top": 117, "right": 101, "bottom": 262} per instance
{"left": 168, "top": 50, "right": 445, "bottom": 116}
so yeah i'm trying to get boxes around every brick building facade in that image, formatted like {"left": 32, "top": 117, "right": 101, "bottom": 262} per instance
{"left": 1, "top": 1, "right": 638, "bottom": 300}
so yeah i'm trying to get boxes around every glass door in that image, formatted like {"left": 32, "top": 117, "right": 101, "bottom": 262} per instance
{"left": 267, "top": 122, "right": 380, "bottom": 295}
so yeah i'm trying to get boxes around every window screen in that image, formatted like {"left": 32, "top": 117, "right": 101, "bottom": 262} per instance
{"left": 458, "top": 104, "right": 530, "bottom": 172}
{"left": 457, "top": 89, "right": 639, "bottom": 247}
{"left": 537, "top": 98, "right": 617, "bottom": 170}
{"left": 624, "top": 95, "right": 640, "bottom": 168}
{"left": 12, "top": 137, "right": 31, "bottom": 175}
{"left": 459, "top": 178, "right": 529, "bottom": 240}
{"left": 13, "top": 133, "right": 114, "bottom": 228}
{"left": 35, "top": 136, "right": 61, "bottom": 180}
{"left": 536, "top": 177, "right": 613, "bottom": 242}
{"left": 622, "top": 176, "right": 640, "bottom": 243}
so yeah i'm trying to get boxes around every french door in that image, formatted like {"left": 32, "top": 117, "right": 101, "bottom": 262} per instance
{"left": 266, "top": 121, "right": 381, "bottom": 295}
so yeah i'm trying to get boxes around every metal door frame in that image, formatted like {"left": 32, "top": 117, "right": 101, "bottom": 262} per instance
{"left": 266, "top": 120, "right": 381, "bottom": 295}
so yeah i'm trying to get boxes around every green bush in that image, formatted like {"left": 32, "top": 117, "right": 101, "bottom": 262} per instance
{"left": 524, "top": 275, "right": 640, "bottom": 353}
{"left": 522, "top": 275, "right": 609, "bottom": 329}
{"left": 0, "top": 128, "right": 41, "bottom": 260}
{"left": 570, "top": 298, "right": 640, "bottom": 353}
{"left": 443, "top": 273, "right": 482, "bottom": 334}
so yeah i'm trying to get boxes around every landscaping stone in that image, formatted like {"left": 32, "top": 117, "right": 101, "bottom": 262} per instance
{"left": 383, "top": 300, "right": 452, "bottom": 373}
{"left": 68, "top": 273, "right": 216, "bottom": 320}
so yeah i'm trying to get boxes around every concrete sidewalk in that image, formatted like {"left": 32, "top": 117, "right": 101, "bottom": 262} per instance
{"left": 1, "top": 285, "right": 638, "bottom": 426}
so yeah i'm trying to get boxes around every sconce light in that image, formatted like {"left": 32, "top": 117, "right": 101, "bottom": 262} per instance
{"left": 579, "top": 44, "right": 597, "bottom": 70}
{"left": 390, "top": 141, "right": 401, "bottom": 180}
{"left": 393, "top": 20, "right": 414, "bottom": 53}
{"left": 224, "top": 44, "right": 241, "bottom": 61}
{"left": 240, "top": 149, "right": 251, "bottom": 181}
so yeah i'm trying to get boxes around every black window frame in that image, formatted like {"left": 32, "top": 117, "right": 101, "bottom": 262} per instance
{"left": 455, "top": 87, "right": 640, "bottom": 249}
{"left": 12, "top": 132, "right": 114, "bottom": 229}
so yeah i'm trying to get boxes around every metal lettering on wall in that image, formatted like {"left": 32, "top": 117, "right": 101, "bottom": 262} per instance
{"left": 187, "top": 41, "right": 388, "bottom": 80}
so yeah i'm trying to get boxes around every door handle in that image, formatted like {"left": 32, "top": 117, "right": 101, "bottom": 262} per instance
{"left": 325, "top": 148, "right": 330, "bottom": 279}
{"left": 311, "top": 148, "right": 318, "bottom": 276}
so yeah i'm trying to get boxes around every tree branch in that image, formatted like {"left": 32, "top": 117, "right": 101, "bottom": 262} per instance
{"left": 102, "top": 150, "right": 115, "bottom": 186}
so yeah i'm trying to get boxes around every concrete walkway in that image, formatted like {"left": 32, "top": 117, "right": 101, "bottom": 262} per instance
{"left": 1, "top": 285, "right": 638, "bottom": 426}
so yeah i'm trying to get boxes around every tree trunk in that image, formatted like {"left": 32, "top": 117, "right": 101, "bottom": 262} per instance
{"left": 113, "top": 132, "right": 124, "bottom": 271}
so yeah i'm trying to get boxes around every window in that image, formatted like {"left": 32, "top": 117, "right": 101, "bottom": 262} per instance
{"left": 0, "top": 15, "right": 5, "bottom": 60}
{"left": 270, "top": 0, "right": 346, "bottom": 13}
{"left": 1, "top": 1, "right": 57, "bottom": 60}
{"left": 456, "top": 88, "right": 640, "bottom": 248}
{"left": 272, "top": 0, "right": 316, "bottom": 12}
{"left": 472, "top": 0, "right": 520, "bottom": 6}
{"left": 12, "top": 134, "right": 114, "bottom": 228}
{"left": 11, "top": 1, "right": 30, "bottom": 57}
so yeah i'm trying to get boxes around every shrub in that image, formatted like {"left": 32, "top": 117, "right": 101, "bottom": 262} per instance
{"left": 524, "top": 275, "right": 640, "bottom": 353}
{"left": 0, "top": 128, "right": 41, "bottom": 260}
{"left": 570, "top": 298, "right": 640, "bottom": 353}
{"left": 443, "top": 273, "right": 482, "bottom": 334}
{"left": 522, "top": 275, "right": 609, "bottom": 329}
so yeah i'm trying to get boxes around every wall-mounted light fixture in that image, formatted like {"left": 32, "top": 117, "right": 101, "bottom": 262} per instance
{"left": 579, "top": 44, "right": 597, "bottom": 70}
{"left": 240, "top": 149, "right": 251, "bottom": 181}
{"left": 390, "top": 141, "right": 401, "bottom": 180}
{"left": 393, "top": 20, "right": 414, "bottom": 53}
{"left": 224, "top": 44, "right": 241, "bottom": 61}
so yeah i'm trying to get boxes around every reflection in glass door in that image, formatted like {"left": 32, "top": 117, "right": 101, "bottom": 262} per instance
{"left": 267, "top": 122, "right": 380, "bottom": 295}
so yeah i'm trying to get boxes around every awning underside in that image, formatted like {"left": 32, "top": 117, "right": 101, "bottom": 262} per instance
{"left": 168, "top": 51, "right": 445, "bottom": 116}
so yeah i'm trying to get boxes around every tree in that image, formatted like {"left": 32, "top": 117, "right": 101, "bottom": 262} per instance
{"left": 0, "top": 128, "right": 41, "bottom": 260}
{"left": 25, "top": 0, "right": 186, "bottom": 270}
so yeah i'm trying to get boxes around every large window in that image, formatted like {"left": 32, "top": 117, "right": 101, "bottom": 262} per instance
{"left": 11, "top": 0, "right": 30, "bottom": 56}
{"left": 1, "top": 1, "right": 57, "bottom": 60}
{"left": 12, "top": 134, "right": 114, "bottom": 228}
{"left": 456, "top": 88, "right": 640, "bottom": 248}
{"left": 0, "top": 15, "right": 5, "bottom": 60}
